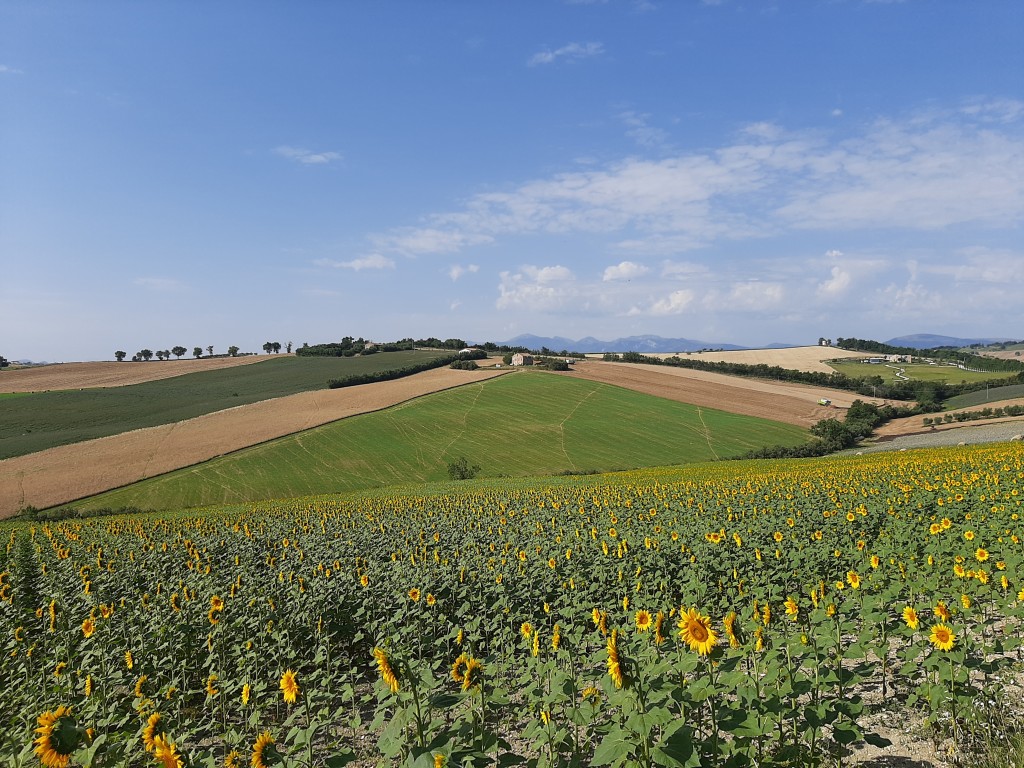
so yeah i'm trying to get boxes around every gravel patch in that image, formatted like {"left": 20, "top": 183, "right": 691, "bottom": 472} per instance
{"left": 849, "top": 422, "right": 1024, "bottom": 454}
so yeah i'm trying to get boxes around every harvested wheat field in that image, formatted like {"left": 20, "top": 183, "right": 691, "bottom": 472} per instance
{"left": 0, "top": 355, "right": 274, "bottom": 393}
{"left": 635, "top": 345, "right": 868, "bottom": 373}
{"left": 563, "top": 360, "right": 896, "bottom": 427}
{"left": 0, "top": 367, "right": 508, "bottom": 518}
{"left": 872, "top": 397, "right": 1024, "bottom": 438}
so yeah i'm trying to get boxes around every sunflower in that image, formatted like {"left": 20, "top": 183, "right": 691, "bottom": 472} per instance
{"left": 408, "top": 588, "right": 421, "bottom": 602}
{"left": 653, "top": 611, "right": 667, "bottom": 645}
{"left": 210, "top": 595, "right": 224, "bottom": 611}
{"left": 606, "top": 629, "right": 627, "bottom": 689}
{"left": 241, "top": 683, "right": 251, "bottom": 706}
{"left": 929, "top": 623, "right": 956, "bottom": 651}
{"left": 373, "top": 647, "right": 400, "bottom": 693}
{"left": 279, "top": 670, "right": 299, "bottom": 704}
{"left": 125, "top": 650, "right": 134, "bottom": 670}
{"left": 251, "top": 731, "right": 282, "bottom": 768}
{"left": 359, "top": 574, "right": 369, "bottom": 587}
{"left": 677, "top": 608, "right": 718, "bottom": 656}
{"left": 520, "top": 622, "right": 533, "bottom": 640}
{"left": 975, "top": 548, "right": 989, "bottom": 562}
{"left": 451, "top": 653, "right": 469, "bottom": 684}
{"left": 426, "top": 593, "right": 436, "bottom": 606}
{"left": 635, "top": 610, "right": 653, "bottom": 632}
{"left": 206, "top": 674, "right": 219, "bottom": 697}
{"left": 461, "top": 657, "right": 483, "bottom": 691}
{"left": 784, "top": 596, "right": 799, "bottom": 619}
{"left": 902, "top": 606, "right": 919, "bottom": 630}
{"left": 81, "top": 618, "right": 96, "bottom": 639}
{"left": 152, "top": 735, "right": 184, "bottom": 768}
{"left": 722, "top": 611, "right": 740, "bottom": 648}
{"left": 142, "top": 712, "right": 163, "bottom": 752}
{"left": 934, "top": 601, "right": 951, "bottom": 622}
{"left": 552, "top": 623, "right": 561, "bottom": 651}
{"left": 34, "top": 706, "right": 84, "bottom": 768}
{"left": 847, "top": 571, "right": 861, "bottom": 590}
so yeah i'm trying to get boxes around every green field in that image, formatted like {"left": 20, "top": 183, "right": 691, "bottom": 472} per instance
{"left": 73, "top": 371, "right": 808, "bottom": 511}
{"left": 0, "top": 351, "right": 444, "bottom": 460}
{"left": 827, "top": 359, "right": 1019, "bottom": 385}
{"left": 943, "top": 383, "right": 1024, "bottom": 410}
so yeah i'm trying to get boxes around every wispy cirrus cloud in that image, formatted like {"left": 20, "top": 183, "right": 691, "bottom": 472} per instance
{"left": 448, "top": 263, "right": 480, "bottom": 281}
{"left": 528, "top": 41, "right": 604, "bottom": 67}
{"left": 315, "top": 254, "right": 394, "bottom": 271}
{"left": 274, "top": 145, "right": 342, "bottom": 165}
{"left": 0, "top": 65, "right": 23, "bottom": 75}
{"left": 360, "top": 99, "right": 1024, "bottom": 266}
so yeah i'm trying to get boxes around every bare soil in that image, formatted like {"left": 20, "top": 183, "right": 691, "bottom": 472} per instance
{"left": 0, "top": 367, "right": 508, "bottom": 518}
{"left": 0, "top": 355, "right": 274, "bottom": 393}
{"left": 563, "top": 360, "right": 897, "bottom": 427}
{"left": 589, "top": 345, "right": 868, "bottom": 373}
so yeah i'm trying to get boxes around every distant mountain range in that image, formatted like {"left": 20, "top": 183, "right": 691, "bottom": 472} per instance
{"left": 885, "top": 334, "right": 1015, "bottom": 349}
{"left": 487, "top": 334, "right": 788, "bottom": 354}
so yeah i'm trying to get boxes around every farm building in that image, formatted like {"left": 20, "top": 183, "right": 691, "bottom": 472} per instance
{"left": 511, "top": 353, "right": 534, "bottom": 366}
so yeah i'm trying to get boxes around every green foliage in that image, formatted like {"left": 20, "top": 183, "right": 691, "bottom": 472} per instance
{"left": 449, "top": 360, "right": 480, "bottom": 370}
{"left": 0, "top": 351, "right": 446, "bottom": 460}
{"left": 446, "top": 455, "right": 481, "bottom": 480}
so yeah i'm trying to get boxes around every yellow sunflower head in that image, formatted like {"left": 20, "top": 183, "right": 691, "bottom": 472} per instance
{"left": 280, "top": 669, "right": 300, "bottom": 704}
{"left": 34, "top": 706, "right": 85, "bottom": 768}
{"left": 251, "top": 731, "right": 283, "bottom": 768}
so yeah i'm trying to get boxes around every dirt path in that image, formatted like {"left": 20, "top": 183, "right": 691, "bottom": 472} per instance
{"left": 0, "top": 367, "right": 508, "bottom": 518}
{"left": 562, "top": 360, "right": 896, "bottom": 427}
{"left": 0, "top": 355, "right": 274, "bottom": 392}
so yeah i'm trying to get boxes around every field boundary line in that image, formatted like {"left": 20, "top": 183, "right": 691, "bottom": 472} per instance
{"left": 557, "top": 385, "right": 599, "bottom": 470}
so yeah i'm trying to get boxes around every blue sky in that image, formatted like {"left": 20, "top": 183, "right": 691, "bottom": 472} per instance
{"left": 2, "top": 1, "right": 1022, "bottom": 362}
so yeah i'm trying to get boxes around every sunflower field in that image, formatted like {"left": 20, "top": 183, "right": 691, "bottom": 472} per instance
{"left": 2, "top": 442, "right": 1023, "bottom": 767}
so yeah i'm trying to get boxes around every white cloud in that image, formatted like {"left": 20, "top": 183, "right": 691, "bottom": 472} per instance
{"left": 0, "top": 65, "right": 23, "bottom": 75}
{"left": 603, "top": 261, "right": 649, "bottom": 281}
{"left": 496, "top": 265, "right": 576, "bottom": 311}
{"left": 274, "top": 145, "right": 342, "bottom": 165}
{"left": 644, "top": 289, "right": 695, "bottom": 316}
{"left": 315, "top": 254, "right": 394, "bottom": 271}
{"left": 528, "top": 41, "right": 604, "bottom": 67}
{"left": 716, "top": 281, "right": 785, "bottom": 311}
{"left": 376, "top": 228, "right": 493, "bottom": 256}
{"left": 619, "top": 111, "right": 670, "bottom": 148}
{"left": 817, "top": 266, "right": 852, "bottom": 298}
{"left": 448, "top": 263, "right": 480, "bottom": 281}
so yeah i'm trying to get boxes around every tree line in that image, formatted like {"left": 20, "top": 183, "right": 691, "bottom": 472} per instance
{"left": 114, "top": 345, "right": 243, "bottom": 362}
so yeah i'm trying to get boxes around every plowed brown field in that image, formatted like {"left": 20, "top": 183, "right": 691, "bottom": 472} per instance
{"left": 0, "top": 367, "right": 508, "bottom": 518}
{"left": 563, "top": 360, "right": 896, "bottom": 427}
{"left": 0, "top": 355, "right": 273, "bottom": 393}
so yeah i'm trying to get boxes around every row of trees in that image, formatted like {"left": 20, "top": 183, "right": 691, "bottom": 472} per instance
{"left": 114, "top": 345, "right": 240, "bottom": 362}
{"left": 261, "top": 341, "right": 292, "bottom": 354}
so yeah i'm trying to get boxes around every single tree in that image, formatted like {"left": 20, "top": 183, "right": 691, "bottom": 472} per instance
{"left": 114, "top": 351, "right": 127, "bottom": 362}
{"left": 262, "top": 342, "right": 273, "bottom": 354}
{"left": 171, "top": 346, "right": 187, "bottom": 359}
{"left": 271, "top": 342, "right": 281, "bottom": 354}
{"left": 286, "top": 341, "right": 293, "bottom": 353}
{"left": 228, "top": 345, "right": 239, "bottom": 357}
{"left": 207, "top": 345, "right": 213, "bottom": 356}
{"left": 193, "top": 347, "right": 203, "bottom": 358}
{"left": 140, "top": 349, "right": 154, "bottom": 361}
{"left": 156, "top": 350, "right": 166, "bottom": 361}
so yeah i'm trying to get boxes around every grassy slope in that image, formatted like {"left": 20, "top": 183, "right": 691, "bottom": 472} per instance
{"left": 944, "top": 384, "right": 1024, "bottom": 410}
{"left": 0, "top": 351, "right": 443, "bottom": 460}
{"left": 827, "top": 360, "right": 1018, "bottom": 385}
{"left": 74, "top": 371, "right": 808, "bottom": 511}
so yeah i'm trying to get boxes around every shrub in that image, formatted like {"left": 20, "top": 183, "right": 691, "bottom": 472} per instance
{"left": 447, "top": 456, "right": 480, "bottom": 480}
